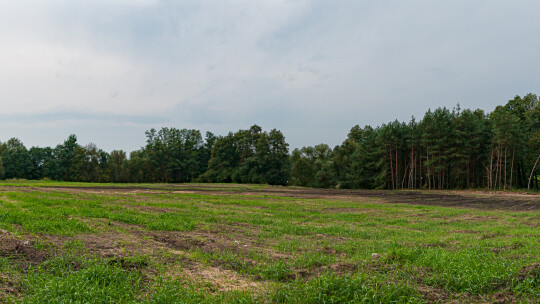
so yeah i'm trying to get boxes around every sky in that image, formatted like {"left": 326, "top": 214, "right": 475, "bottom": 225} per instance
{"left": 1, "top": 0, "right": 539, "bottom": 152}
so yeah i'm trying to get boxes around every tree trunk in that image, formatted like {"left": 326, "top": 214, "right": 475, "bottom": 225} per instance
{"left": 504, "top": 145, "right": 508, "bottom": 190}
{"left": 466, "top": 158, "right": 470, "bottom": 188}
{"left": 389, "top": 148, "right": 394, "bottom": 190}
{"left": 496, "top": 145, "right": 499, "bottom": 189}
{"left": 395, "top": 147, "right": 399, "bottom": 189}
{"left": 489, "top": 149, "right": 494, "bottom": 190}
{"left": 427, "top": 149, "right": 430, "bottom": 190}
{"left": 419, "top": 150, "right": 423, "bottom": 189}
{"left": 410, "top": 145, "right": 414, "bottom": 189}
{"left": 528, "top": 153, "right": 540, "bottom": 191}
{"left": 499, "top": 145, "right": 503, "bottom": 189}
{"left": 510, "top": 147, "right": 515, "bottom": 190}
{"left": 402, "top": 163, "right": 409, "bottom": 189}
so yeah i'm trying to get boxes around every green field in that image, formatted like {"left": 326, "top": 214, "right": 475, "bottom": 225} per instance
{"left": 1, "top": 181, "right": 539, "bottom": 303}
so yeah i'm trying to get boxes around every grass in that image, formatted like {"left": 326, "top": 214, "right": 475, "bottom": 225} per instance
{"left": 0, "top": 181, "right": 539, "bottom": 303}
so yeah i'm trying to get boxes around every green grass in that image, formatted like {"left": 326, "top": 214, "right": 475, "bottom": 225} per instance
{"left": 0, "top": 179, "right": 269, "bottom": 192}
{"left": 0, "top": 181, "right": 539, "bottom": 303}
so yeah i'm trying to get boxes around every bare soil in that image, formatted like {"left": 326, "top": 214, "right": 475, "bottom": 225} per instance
{"left": 0, "top": 230, "right": 46, "bottom": 301}
{"left": 0, "top": 230, "right": 47, "bottom": 265}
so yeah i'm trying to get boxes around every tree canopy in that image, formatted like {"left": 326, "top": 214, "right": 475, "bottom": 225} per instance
{"left": 1, "top": 94, "right": 539, "bottom": 191}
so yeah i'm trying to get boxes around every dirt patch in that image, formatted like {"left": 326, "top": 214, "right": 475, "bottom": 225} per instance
{"left": 151, "top": 227, "right": 293, "bottom": 266}
{"left": 449, "top": 230, "right": 481, "bottom": 234}
{"left": 326, "top": 262, "right": 358, "bottom": 273}
{"left": 516, "top": 263, "right": 540, "bottom": 283}
{"left": 295, "top": 262, "right": 361, "bottom": 280}
{"left": 83, "top": 234, "right": 140, "bottom": 258}
{"left": 152, "top": 231, "right": 254, "bottom": 258}
{"left": 189, "top": 265, "right": 260, "bottom": 292}
{"left": 33, "top": 219, "right": 170, "bottom": 260}
{"left": 417, "top": 285, "right": 450, "bottom": 303}
{"left": 422, "top": 242, "right": 449, "bottom": 249}
{"left": 77, "top": 228, "right": 173, "bottom": 259}
{"left": 166, "top": 261, "right": 265, "bottom": 292}
{"left": 107, "top": 257, "right": 149, "bottom": 270}
{"left": 369, "top": 190, "right": 540, "bottom": 211}
{"left": 249, "top": 205, "right": 269, "bottom": 210}
{"left": 417, "top": 286, "right": 519, "bottom": 304}
{"left": 119, "top": 204, "right": 178, "bottom": 213}
{"left": 321, "top": 207, "right": 366, "bottom": 214}
{"left": 480, "top": 232, "right": 504, "bottom": 239}
{"left": 0, "top": 273, "right": 18, "bottom": 302}
{"left": 447, "top": 214, "right": 499, "bottom": 223}
{"left": 321, "top": 246, "right": 348, "bottom": 258}
{"left": 0, "top": 230, "right": 47, "bottom": 265}
{"left": 523, "top": 216, "right": 540, "bottom": 228}
{"left": 153, "top": 233, "right": 209, "bottom": 252}
{"left": 0, "top": 232, "right": 45, "bottom": 303}
{"left": 484, "top": 292, "right": 518, "bottom": 304}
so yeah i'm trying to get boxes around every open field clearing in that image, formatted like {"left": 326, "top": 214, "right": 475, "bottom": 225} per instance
{"left": 0, "top": 181, "right": 539, "bottom": 303}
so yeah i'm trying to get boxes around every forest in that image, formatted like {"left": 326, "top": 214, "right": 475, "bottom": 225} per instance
{"left": 1, "top": 94, "right": 539, "bottom": 191}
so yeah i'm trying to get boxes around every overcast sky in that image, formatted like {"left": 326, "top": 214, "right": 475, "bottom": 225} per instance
{"left": 1, "top": 0, "right": 539, "bottom": 152}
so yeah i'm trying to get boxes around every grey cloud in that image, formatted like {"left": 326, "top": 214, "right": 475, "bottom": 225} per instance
{"left": 0, "top": 111, "right": 165, "bottom": 125}
{"left": 1, "top": 0, "right": 540, "bottom": 151}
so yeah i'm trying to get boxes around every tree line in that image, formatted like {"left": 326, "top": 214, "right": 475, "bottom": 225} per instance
{"left": 1, "top": 94, "right": 539, "bottom": 190}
